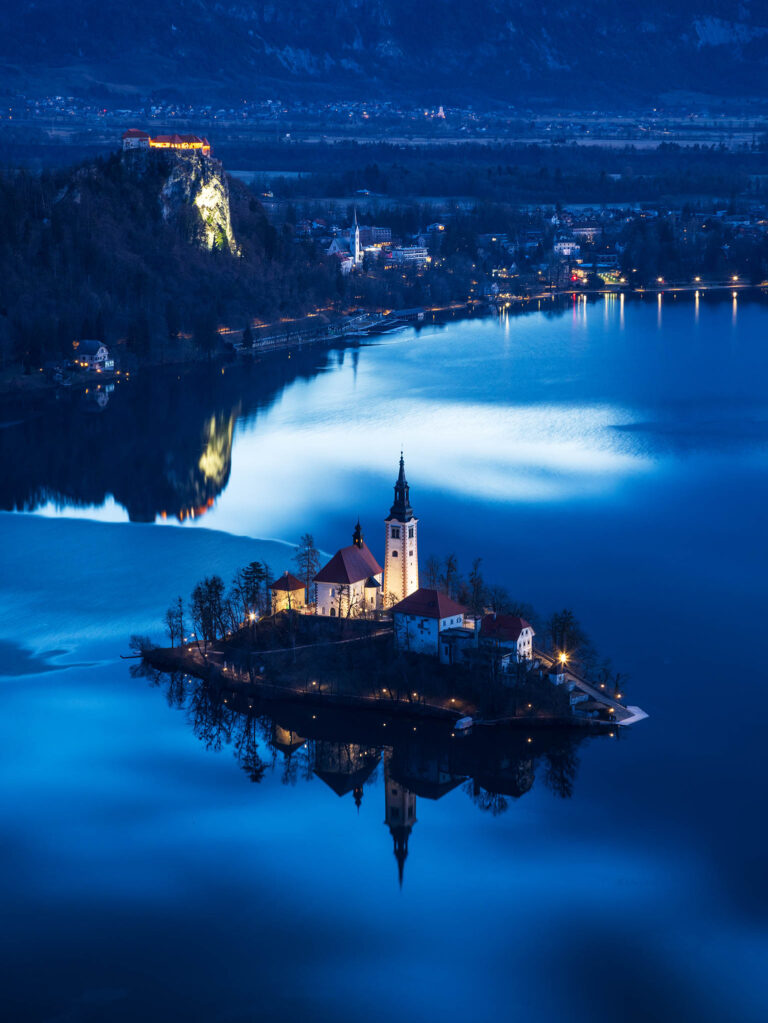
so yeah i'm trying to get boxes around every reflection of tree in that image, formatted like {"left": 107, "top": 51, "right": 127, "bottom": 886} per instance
{"left": 0, "top": 347, "right": 341, "bottom": 521}
{"left": 543, "top": 741, "right": 580, "bottom": 799}
{"left": 464, "top": 780, "right": 509, "bottom": 816}
{"left": 147, "top": 671, "right": 591, "bottom": 810}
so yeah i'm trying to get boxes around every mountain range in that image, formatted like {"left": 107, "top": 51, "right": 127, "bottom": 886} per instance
{"left": 1, "top": 1, "right": 767, "bottom": 106}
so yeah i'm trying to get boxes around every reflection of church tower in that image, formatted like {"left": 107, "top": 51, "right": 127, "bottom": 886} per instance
{"left": 383, "top": 453, "right": 419, "bottom": 606}
{"left": 351, "top": 207, "right": 362, "bottom": 266}
{"left": 384, "top": 758, "right": 417, "bottom": 887}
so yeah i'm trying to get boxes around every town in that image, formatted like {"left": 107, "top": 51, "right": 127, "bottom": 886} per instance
{"left": 143, "top": 454, "right": 647, "bottom": 732}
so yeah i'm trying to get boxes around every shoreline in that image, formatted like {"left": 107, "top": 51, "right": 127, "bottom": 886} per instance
{"left": 3, "top": 283, "right": 764, "bottom": 402}
{"left": 144, "top": 642, "right": 618, "bottom": 734}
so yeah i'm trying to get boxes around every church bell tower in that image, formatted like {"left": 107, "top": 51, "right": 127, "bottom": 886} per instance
{"left": 383, "top": 453, "right": 419, "bottom": 606}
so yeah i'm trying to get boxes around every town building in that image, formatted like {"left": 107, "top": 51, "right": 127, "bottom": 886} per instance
{"left": 73, "top": 339, "right": 114, "bottom": 372}
{"left": 480, "top": 613, "right": 535, "bottom": 662}
{"left": 385, "top": 246, "right": 430, "bottom": 266}
{"left": 383, "top": 454, "right": 419, "bottom": 605}
{"left": 269, "top": 571, "right": 306, "bottom": 614}
{"left": 391, "top": 588, "right": 467, "bottom": 659}
{"left": 554, "top": 236, "right": 581, "bottom": 257}
{"left": 314, "top": 521, "right": 383, "bottom": 617}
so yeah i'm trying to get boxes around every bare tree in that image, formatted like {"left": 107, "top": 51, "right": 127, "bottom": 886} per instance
{"left": 468, "top": 558, "right": 485, "bottom": 615}
{"left": 424, "top": 555, "right": 441, "bottom": 589}
{"left": 164, "top": 596, "right": 184, "bottom": 647}
{"left": 294, "top": 534, "right": 320, "bottom": 611}
{"left": 440, "top": 553, "right": 458, "bottom": 597}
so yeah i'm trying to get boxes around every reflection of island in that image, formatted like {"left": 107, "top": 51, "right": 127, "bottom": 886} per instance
{"left": 0, "top": 347, "right": 351, "bottom": 522}
{"left": 148, "top": 668, "right": 588, "bottom": 885}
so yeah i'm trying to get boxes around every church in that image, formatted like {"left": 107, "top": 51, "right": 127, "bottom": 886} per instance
{"left": 313, "top": 454, "right": 419, "bottom": 616}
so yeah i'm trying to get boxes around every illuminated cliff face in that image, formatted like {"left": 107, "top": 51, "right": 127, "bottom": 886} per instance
{"left": 159, "top": 151, "right": 237, "bottom": 254}
{"left": 198, "top": 412, "right": 236, "bottom": 489}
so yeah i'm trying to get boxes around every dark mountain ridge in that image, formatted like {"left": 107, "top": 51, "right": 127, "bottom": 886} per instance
{"left": 1, "top": 1, "right": 766, "bottom": 106}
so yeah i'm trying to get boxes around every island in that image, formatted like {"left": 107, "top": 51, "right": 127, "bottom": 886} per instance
{"left": 140, "top": 454, "right": 647, "bottom": 733}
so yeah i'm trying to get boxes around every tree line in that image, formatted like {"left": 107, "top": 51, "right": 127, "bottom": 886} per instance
{"left": 163, "top": 560, "right": 272, "bottom": 653}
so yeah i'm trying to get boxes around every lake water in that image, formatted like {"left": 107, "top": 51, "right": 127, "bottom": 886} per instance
{"left": 1, "top": 293, "right": 767, "bottom": 1022}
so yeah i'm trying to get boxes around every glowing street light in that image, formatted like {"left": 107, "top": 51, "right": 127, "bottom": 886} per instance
{"left": 558, "top": 652, "right": 568, "bottom": 665}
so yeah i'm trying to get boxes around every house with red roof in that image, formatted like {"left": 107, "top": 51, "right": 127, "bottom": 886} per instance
{"left": 121, "top": 128, "right": 150, "bottom": 150}
{"left": 314, "top": 521, "right": 383, "bottom": 618}
{"left": 391, "top": 587, "right": 469, "bottom": 661}
{"left": 479, "top": 613, "right": 535, "bottom": 663}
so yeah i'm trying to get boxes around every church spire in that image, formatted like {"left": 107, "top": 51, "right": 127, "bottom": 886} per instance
{"left": 389, "top": 452, "right": 413, "bottom": 522}
{"left": 352, "top": 519, "right": 364, "bottom": 548}
{"left": 392, "top": 830, "right": 409, "bottom": 888}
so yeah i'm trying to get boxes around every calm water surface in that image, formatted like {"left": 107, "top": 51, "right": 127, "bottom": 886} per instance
{"left": 1, "top": 294, "right": 766, "bottom": 1022}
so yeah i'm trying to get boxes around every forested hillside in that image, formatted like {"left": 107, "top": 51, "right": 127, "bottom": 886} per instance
{"left": 0, "top": 151, "right": 339, "bottom": 369}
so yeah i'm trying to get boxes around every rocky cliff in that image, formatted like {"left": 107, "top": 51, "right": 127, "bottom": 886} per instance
{"left": 154, "top": 151, "right": 237, "bottom": 255}
{"left": 1, "top": 1, "right": 766, "bottom": 105}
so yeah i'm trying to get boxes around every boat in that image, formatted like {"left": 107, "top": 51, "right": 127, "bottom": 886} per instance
{"left": 454, "top": 716, "right": 473, "bottom": 733}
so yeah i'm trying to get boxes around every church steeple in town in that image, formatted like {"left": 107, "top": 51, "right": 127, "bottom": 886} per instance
{"left": 352, "top": 519, "right": 364, "bottom": 548}
{"left": 351, "top": 206, "right": 362, "bottom": 266}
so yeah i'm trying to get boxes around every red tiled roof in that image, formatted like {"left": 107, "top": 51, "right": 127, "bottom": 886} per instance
{"left": 480, "top": 614, "right": 533, "bottom": 642}
{"left": 314, "top": 542, "right": 382, "bottom": 585}
{"left": 122, "top": 129, "right": 149, "bottom": 139}
{"left": 392, "top": 588, "right": 467, "bottom": 620}
{"left": 269, "top": 571, "right": 305, "bottom": 592}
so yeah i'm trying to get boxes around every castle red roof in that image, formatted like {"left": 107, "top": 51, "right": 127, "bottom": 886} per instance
{"left": 480, "top": 614, "right": 533, "bottom": 643}
{"left": 391, "top": 588, "right": 467, "bottom": 620}
{"left": 314, "top": 542, "right": 382, "bottom": 585}
{"left": 152, "top": 133, "right": 208, "bottom": 146}
{"left": 269, "top": 571, "right": 305, "bottom": 592}
{"left": 122, "top": 128, "right": 149, "bottom": 139}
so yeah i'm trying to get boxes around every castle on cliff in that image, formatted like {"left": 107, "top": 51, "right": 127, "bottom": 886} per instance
{"left": 122, "top": 129, "right": 211, "bottom": 157}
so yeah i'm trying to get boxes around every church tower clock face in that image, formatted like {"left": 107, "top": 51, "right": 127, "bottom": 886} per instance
{"left": 383, "top": 454, "right": 419, "bottom": 605}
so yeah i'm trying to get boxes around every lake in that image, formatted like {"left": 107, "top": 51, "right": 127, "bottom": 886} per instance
{"left": 1, "top": 292, "right": 766, "bottom": 1022}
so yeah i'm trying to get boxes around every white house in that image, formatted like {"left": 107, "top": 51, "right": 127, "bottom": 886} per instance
{"left": 314, "top": 522, "right": 383, "bottom": 617}
{"left": 554, "top": 236, "right": 581, "bottom": 257}
{"left": 479, "top": 613, "right": 535, "bottom": 663}
{"left": 74, "top": 340, "right": 114, "bottom": 372}
{"left": 121, "top": 128, "right": 150, "bottom": 150}
{"left": 392, "top": 588, "right": 468, "bottom": 660}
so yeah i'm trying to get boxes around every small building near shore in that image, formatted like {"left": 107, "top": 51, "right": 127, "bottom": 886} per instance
{"left": 391, "top": 588, "right": 468, "bottom": 660}
{"left": 73, "top": 339, "right": 114, "bottom": 372}
{"left": 269, "top": 571, "right": 306, "bottom": 614}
